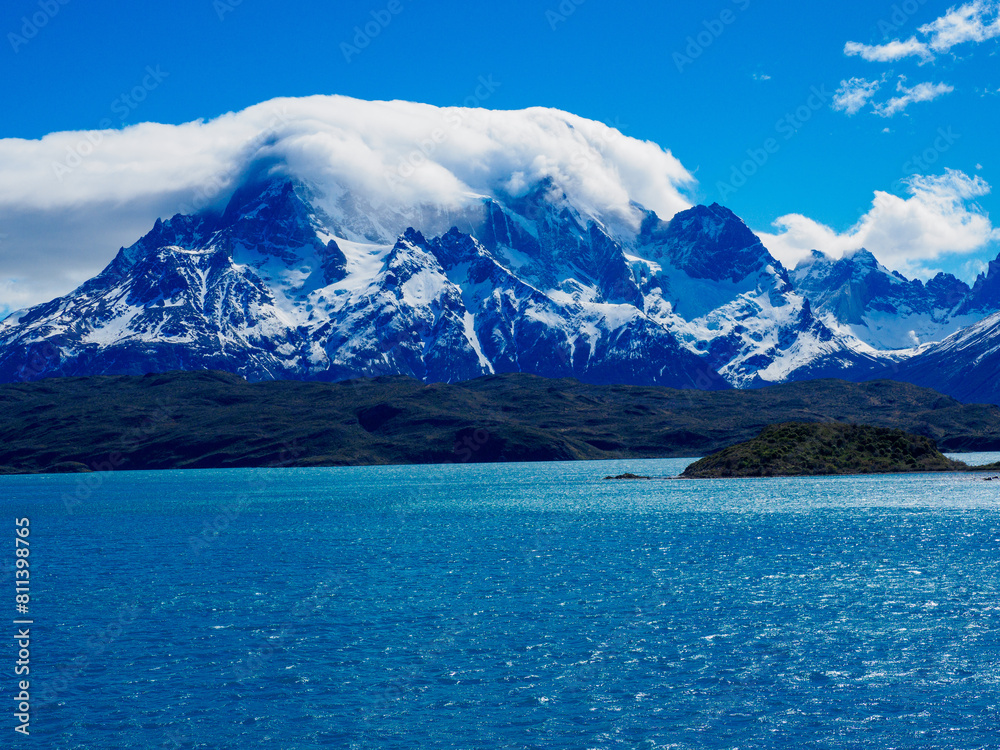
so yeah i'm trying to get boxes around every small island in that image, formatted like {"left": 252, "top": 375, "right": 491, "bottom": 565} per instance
{"left": 682, "top": 422, "right": 1000, "bottom": 478}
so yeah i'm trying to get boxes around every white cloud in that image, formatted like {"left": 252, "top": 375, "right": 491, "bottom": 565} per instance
{"left": 963, "top": 257, "right": 991, "bottom": 278}
{"left": 758, "top": 169, "right": 1000, "bottom": 275}
{"left": 838, "top": 2, "right": 999, "bottom": 117}
{"left": 844, "top": 0, "right": 1000, "bottom": 66}
{"left": 919, "top": 0, "right": 1000, "bottom": 52}
{"left": 844, "top": 37, "right": 934, "bottom": 64}
{"left": 752, "top": 73, "right": 772, "bottom": 81}
{"left": 0, "top": 95, "right": 696, "bottom": 310}
{"left": 872, "top": 79, "right": 954, "bottom": 117}
{"left": 832, "top": 77, "right": 883, "bottom": 115}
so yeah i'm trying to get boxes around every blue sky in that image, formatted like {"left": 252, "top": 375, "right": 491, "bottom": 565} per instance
{"left": 1, "top": 0, "right": 999, "bottom": 313}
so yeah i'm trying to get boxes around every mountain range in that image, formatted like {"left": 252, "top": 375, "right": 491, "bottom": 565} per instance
{"left": 1, "top": 114, "right": 998, "bottom": 403}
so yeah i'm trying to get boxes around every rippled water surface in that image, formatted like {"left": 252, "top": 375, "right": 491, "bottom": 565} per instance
{"left": 4, "top": 457, "right": 1000, "bottom": 749}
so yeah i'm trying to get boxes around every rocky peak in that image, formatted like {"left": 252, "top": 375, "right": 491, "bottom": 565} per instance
{"left": 926, "top": 272, "right": 970, "bottom": 311}
{"left": 646, "top": 203, "right": 788, "bottom": 286}
{"left": 961, "top": 253, "right": 1000, "bottom": 314}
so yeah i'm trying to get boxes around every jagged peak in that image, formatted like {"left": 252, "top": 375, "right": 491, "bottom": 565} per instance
{"left": 399, "top": 227, "right": 427, "bottom": 247}
{"left": 847, "top": 248, "right": 880, "bottom": 266}
{"left": 644, "top": 202, "right": 786, "bottom": 286}
{"left": 800, "top": 296, "right": 813, "bottom": 324}
{"left": 676, "top": 201, "right": 745, "bottom": 224}
{"left": 220, "top": 176, "right": 309, "bottom": 225}
{"left": 666, "top": 203, "right": 765, "bottom": 253}
{"left": 973, "top": 254, "right": 1000, "bottom": 284}
{"left": 808, "top": 249, "right": 830, "bottom": 262}
{"left": 793, "top": 250, "right": 833, "bottom": 273}
{"left": 962, "top": 254, "right": 1000, "bottom": 312}
{"left": 819, "top": 248, "right": 892, "bottom": 279}
{"left": 928, "top": 270, "right": 966, "bottom": 285}
{"left": 438, "top": 225, "right": 479, "bottom": 250}
{"left": 705, "top": 202, "right": 743, "bottom": 219}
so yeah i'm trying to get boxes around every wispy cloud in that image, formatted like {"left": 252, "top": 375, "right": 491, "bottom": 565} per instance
{"left": 963, "top": 257, "right": 991, "bottom": 278}
{"left": 752, "top": 73, "right": 772, "bottom": 81}
{"left": 844, "top": 37, "right": 934, "bottom": 64}
{"left": 839, "top": 1, "right": 999, "bottom": 116}
{"left": 845, "top": 0, "right": 1000, "bottom": 65}
{"left": 873, "top": 80, "right": 955, "bottom": 117}
{"left": 759, "top": 169, "right": 999, "bottom": 276}
{"left": 833, "top": 75, "right": 952, "bottom": 118}
{"left": 832, "top": 77, "right": 883, "bottom": 115}
{"left": 920, "top": 0, "right": 1000, "bottom": 52}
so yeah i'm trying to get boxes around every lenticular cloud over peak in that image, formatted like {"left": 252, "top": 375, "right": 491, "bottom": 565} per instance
{"left": 0, "top": 95, "right": 696, "bottom": 310}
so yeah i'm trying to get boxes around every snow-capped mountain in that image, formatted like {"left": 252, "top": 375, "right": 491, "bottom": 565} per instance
{"left": 879, "top": 256, "right": 1000, "bottom": 404}
{"left": 633, "top": 204, "right": 887, "bottom": 387}
{"left": 3, "top": 171, "right": 997, "bottom": 397}
{"left": 791, "top": 249, "right": 982, "bottom": 350}
{"left": 0, "top": 177, "right": 733, "bottom": 389}
{"left": 1, "top": 88, "right": 998, "bottom": 402}
{"left": 0, "top": 164, "right": 914, "bottom": 392}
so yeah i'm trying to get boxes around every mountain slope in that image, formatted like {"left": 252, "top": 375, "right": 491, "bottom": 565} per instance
{"left": 961, "top": 255, "right": 1000, "bottom": 314}
{"left": 879, "top": 311, "right": 1000, "bottom": 405}
{"left": 2, "top": 174, "right": 991, "bottom": 395}
{"left": 2, "top": 95, "right": 999, "bottom": 401}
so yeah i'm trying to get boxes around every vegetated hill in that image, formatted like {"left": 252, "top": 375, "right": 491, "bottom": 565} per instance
{"left": 1, "top": 372, "right": 1000, "bottom": 475}
{"left": 682, "top": 422, "right": 1000, "bottom": 478}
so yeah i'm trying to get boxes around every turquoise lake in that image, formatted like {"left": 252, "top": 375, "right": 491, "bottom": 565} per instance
{"left": 3, "top": 455, "right": 1000, "bottom": 749}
